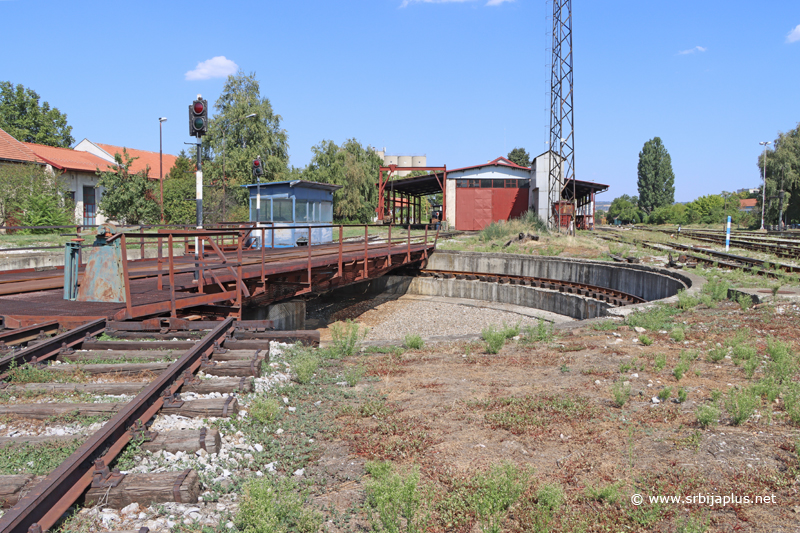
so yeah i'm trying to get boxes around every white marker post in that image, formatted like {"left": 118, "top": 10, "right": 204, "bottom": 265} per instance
{"left": 725, "top": 215, "right": 731, "bottom": 251}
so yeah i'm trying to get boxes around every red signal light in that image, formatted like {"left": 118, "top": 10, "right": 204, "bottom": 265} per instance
{"left": 193, "top": 101, "right": 205, "bottom": 114}
{"left": 253, "top": 160, "right": 260, "bottom": 167}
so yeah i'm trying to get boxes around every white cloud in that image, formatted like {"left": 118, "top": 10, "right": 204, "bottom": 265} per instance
{"left": 400, "top": 0, "right": 512, "bottom": 7}
{"left": 678, "top": 46, "right": 707, "bottom": 55}
{"left": 787, "top": 24, "right": 800, "bottom": 44}
{"left": 185, "top": 56, "right": 238, "bottom": 81}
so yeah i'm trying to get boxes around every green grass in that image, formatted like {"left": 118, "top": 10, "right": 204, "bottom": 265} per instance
{"left": 653, "top": 354, "right": 667, "bottom": 372}
{"left": 250, "top": 396, "right": 281, "bottom": 423}
{"left": 696, "top": 404, "right": 720, "bottom": 429}
{"left": 611, "top": 380, "right": 631, "bottom": 407}
{"left": 677, "top": 387, "right": 688, "bottom": 403}
{"left": 670, "top": 328, "right": 686, "bottom": 342}
{"left": 290, "top": 347, "right": 320, "bottom": 384}
{"left": 0, "top": 440, "right": 83, "bottom": 475}
{"left": 473, "top": 394, "right": 593, "bottom": 434}
{"left": 657, "top": 387, "right": 672, "bottom": 402}
{"left": 625, "top": 304, "right": 680, "bottom": 331}
{"left": 329, "top": 320, "right": 367, "bottom": 358}
{"left": 584, "top": 481, "right": 623, "bottom": 504}
{"left": 482, "top": 326, "right": 506, "bottom": 354}
{"left": 521, "top": 319, "right": 554, "bottom": 344}
{"left": 235, "top": 475, "right": 322, "bottom": 533}
{"left": 403, "top": 334, "right": 424, "bottom": 350}
{"left": 591, "top": 320, "right": 620, "bottom": 331}
{"left": 639, "top": 334, "right": 653, "bottom": 346}
{"left": 364, "top": 461, "right": 428, "bottom": 533}
{"left": 725, "top": 387, "right": 759, "bottom": 426}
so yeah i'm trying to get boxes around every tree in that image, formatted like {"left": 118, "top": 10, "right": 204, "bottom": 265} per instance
{"left": 0, "top": 82, "right": 74, "bottom": 147}
{"left": 636, "top": 137, "right": 675, "bottom": 214}
{"left": 303, "top": 139, "right": 383, "bottom": 222}
{"left": 507, "top": 147, "right": 531, "bottom": 167}
{"left": 0, "top": 162, "right": 72, "bottom": 228}
{"left": 96, "top": 149, "right": 160, "bottom": 225}
{"left": 201, "top": 71, "right": 290, "bottom": 222}
{"left": 759, "top": 122, "right": 800, "bottom": 225}
{"left": 161, "top": 151, "right": 197, "bottom": 225}
{"left": 607, "top": 194, "right": 643, "bottom": 224}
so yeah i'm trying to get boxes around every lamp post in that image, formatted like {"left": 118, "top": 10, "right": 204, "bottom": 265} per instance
{"left": 221, "top": 113, "right": 257, "bottom": 221}
{"left": 759, "top": 141, "right": 771, "bottom": 230}
{"left": 159, "top": 117, "right": 167, "bottom": 224}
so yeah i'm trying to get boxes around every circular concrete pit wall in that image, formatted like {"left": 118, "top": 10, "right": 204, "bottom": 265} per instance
{"left": 393, "top": 250, "right": 694, "bottom": 320}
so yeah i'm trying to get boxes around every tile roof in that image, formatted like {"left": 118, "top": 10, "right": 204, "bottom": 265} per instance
{"left": 740, "top": 199, "right": 758, "bottom": 208}
{"left": 94, "top": 143, "right": 179, "bottom": 180}
{"left": 23, "top": 143, "right": 112, "bottom": 173}
{"left": 0, "top": 127, "right": 42, "bottom": 164}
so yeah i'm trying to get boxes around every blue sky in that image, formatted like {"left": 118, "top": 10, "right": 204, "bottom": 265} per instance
{"left": 1, "top": 0, "right": 798, "bottom": 202}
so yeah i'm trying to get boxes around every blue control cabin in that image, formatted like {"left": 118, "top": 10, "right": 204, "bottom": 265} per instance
{"left": 243, "top": 180, "right": 341, "bottom": 247}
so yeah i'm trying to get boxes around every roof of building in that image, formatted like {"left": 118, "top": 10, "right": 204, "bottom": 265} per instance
{"left": 23, "top": 142, "right": 111, "bottom": 173}
{"left": 740, "top": 199, "right": 758, "bottom": 208}
{"left": 0, "top": 127, "right": 42, "bottom": 164}
{"left": 448, "top": 156, "right": 530, "bottom": 173}
{"left": 242, "top": 180, "right": 342, "bottom": 192}
{"left": 92, "top": 142, "right": 179, "bottom": 179}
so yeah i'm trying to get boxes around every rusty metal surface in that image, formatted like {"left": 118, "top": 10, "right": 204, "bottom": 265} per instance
{"left": 0, "top": 318, "right": 234, "bottom": 533}
{"left": 0, "top": 320, "right": 59, "bottom": 347}
{"left": 76, "top": 240, "right": 126, "bottom": 303}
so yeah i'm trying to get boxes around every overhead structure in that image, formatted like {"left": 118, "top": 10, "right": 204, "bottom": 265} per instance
{"left": 377, "top": 165, "right": 447, "bottom": 224}
{"left": 548, "top": 0, "right": 576, "bottom": 234}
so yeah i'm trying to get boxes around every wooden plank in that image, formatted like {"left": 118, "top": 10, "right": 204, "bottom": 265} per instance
{"left": 84, "top": 470, "right": 200, "bottom": 508}
{"left": 199, "top": 358, "right": 262, "bottom": 377}
{"left": 60, "top": 349, "right": 261, "bottom": 363}
{"left": 3, "top": 377, "right": 253, "bottom": 396}
{"left": 141, "top": 428, "right": 221, "bottom": 455}
{"left": 0, "top": 398, "right": 237, "bottom": 419}
{"left": 48, "top": 362, "right": 170, "bottom": 376}
{"left": 0, "top": 474, "right": 43, "bottom": 509}
{"left": 0, "top": 434, "right": 82, "bottom": 448}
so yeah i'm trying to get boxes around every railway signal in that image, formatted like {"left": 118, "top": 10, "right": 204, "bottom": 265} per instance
{"left": 252, "top": 157, "right": 264, "bottom": 179}
{"left": 189, "top": 98, "right": 208, "bottom": 137}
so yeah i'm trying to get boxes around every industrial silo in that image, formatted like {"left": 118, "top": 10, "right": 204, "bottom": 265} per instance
{"left": 397, "top": 155, "right": 412, "bottom": 176}
{"left": 412, "top": 156, "right": 427, "bottom": 168}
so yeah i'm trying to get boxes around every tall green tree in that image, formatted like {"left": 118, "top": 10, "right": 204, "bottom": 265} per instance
{"left": 162, "top": 151, "right": 197, "bottom": 225}
{"left": 96, "top": 150, "right": 160, "bottom": 225}
{"left": 0, "top": 163, "right": 71, "bottom": 227}
{"left": 303, "top": 139, "right": 382, "bottom": 222}
{"left": 507, "top": 147, "right": 531, "bottom": 167}
{"left": 607, "top": 194, "right": 643, "bottom": 224}
{"left": 759, "top": 122, "right": 800, "bottom": 225}
{"left": 636, "top": 137, "right": 675, "bottom": 214}
{"left": 201, "top": 71, "right": 289, "bottom": 222}
{"left": 0, "top": 82, "right": 74, "bottom": 147}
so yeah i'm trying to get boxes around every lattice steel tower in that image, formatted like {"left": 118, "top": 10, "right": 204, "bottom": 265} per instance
{"left": 547, "top": 0, "right": 575, "bottom": 233}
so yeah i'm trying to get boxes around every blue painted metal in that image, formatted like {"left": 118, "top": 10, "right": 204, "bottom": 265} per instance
{"left": 63, "top": 242, "right": 81, "bottom": 300}
{"left": 76, "top": 227, "right": 126, "bottom": 303}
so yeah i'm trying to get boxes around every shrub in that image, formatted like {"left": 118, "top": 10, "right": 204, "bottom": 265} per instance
{"left": 364, "top": 461, "right": 428, "bottom": 533}
{"left": 330, "top": 320, "right": 367, "bottom": 358}
{"left": 696, "top": 404, "right": 720, "bottom": 428}
{"left": 522, "top": 319, "right": 554, "bottom": 344}
{"left": 585, "top": 482, "right": 622, "bottom": 504}
{"left": 468, "top": 463, "right": 527, "bottom": 533}
{"left": 626, "top": 304, "right": 680, "bottom": 331}
{"left": 670, "top": 328, "right": 686, "bottom": 342}
{"left": 678, "top": 388, "right": 688, "bottom": 403}
{"left": 403, "top": 334, "right": 424, "bottom": 350}
{"left": 676, "top": 290, "right": 700, "bottom": 310}
{"left": 611, "top": 380, "right": 631, "bottom": 407}
{"left": 482, "top": 326, "right": 506, "bottom": 354}
{"left": 707, "top": 345, "right": 727, "bottom": 363}
{"left": 639, "top": 334, "right": 653, "bottom": 346}
{"left": 726, "top": 388, "right": 758, "bottom": 426}
{"left": 500, "top": 322, "right": 521, "bottom": 339}
{"left": 344, "top": 363, "right": 365, "bottom": 387}
{"left": 737, "top": 293, "right": 753, "bottom": 310}
{"left": 702, "top": 278, "right": 730, "bottom": 302}
{"left": 291, "top": 348, "right": 320, "bottom": 384}
{"left": 250, "top": 396, "right": 280, "bottom": 423}
{"left": 657, "top": 387, "right": 672, "bottom": 402}
{"left": 653, "top": 354, "right": 667, "bottom": 372}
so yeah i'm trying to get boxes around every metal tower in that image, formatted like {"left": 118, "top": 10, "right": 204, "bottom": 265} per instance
{"left": 547, "top": 0, "right": 576, "bottom": 233}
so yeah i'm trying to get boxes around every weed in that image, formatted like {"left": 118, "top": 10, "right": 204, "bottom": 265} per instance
{"left": 5, "top": 359, "right": 85, "bottom": 384}
{"left": 731, "top": 343, "right": 757, "bottom": 366}
{"left": 670, "top": 328, "right": 686, "bottom": 342}
{"left": 725, "top": 387, "right": 759, "bottom": 426}
{"left": 707, "top": 345, "right": 727, "bottom": 363}
{"left": 639, "top": 334, "right": 654, "bottom": 346}
{"left": 111, "top": 435, "right": 144, "bottom": 471}
{"left": 475, "top": 394, "right": 593, "bottom": 434}
{"left": 403, "top": 334, "right": 424, "bottom": 350}
{"left": 657, "top": 387, "right": 672, "bottom": 402}
{"left": 235, "top": 475, "right": 322, "bottom": 533}
{"left": 676, "top": 290, "right": 700, "bottom": 310}
{"left": 619, "top": 362, "right": 632, "bottom": 373}
{"left": 611, "top": 380, "right": 631, "bottom": 407}
{"left": 584, "top": 482, "right": 622, "bottom": 504}
{"left": 469, "top": 463, "right": 527, "bottom": 533}
{"left": 653, "top": 354, "right": 667, "bottom": 372}
{"left": 518, "top": 483, "right": 564, "bottom": 533}
{"left": 676, "top": 513, "right": 710, "bottom": 533}
{"left": 291, "top": 348, "right": 320, "bottom": 384}
{"left": 702, "top": 277, "right": 730, "bottom": 302}
{"left": 783, "top": 384, "right": 800, "bottom": 425}
{"left": 765, "top": 338, "right": 797, "bottom": 385}
{"left": 364, "top": 461, "right": 428, "bottom": 533}
{"left": 482, "top": 326, "right": 506, "bottom": 354}
{"left": 626, "top": 304, "right": 680, "bottom": 331}
{"left": 592, "top": 320, "right": 619, "bottom": 331}
{"left": 330, "top": 320, "right": 367, "bottom": 358}
{"left": 673, "top": 360, "right": 690, "bottom": 381}
{"left": 560, "top": 364, "right": 570, "bottom": 373}
{"left": 344, "top": 363, "right": 366, "bottom": 387}
{"left": 521, "top": 319, "right": 554, "bottom": 344}
{"left": 737, "top": 293, "right": 754, "bottom": 310}
{"left": 743, "top": 358, "right": 760, "bottom": 379}
{"left": 678, "top": 387, "right": 688, "bottom": 403}
{"left": 360, "top": 399, "right": 390, "bottom": 418}
{"left": 696, "top": 404, "right": 720, "bottom": 428}
{"left": 250, "top": 396, "right": 280, "bottom": 423}
{"left": 710, "top": 390, "right": 722, "bottom": 404}
{"left": 750, "top": 377, "right": 782, "bottom": 403}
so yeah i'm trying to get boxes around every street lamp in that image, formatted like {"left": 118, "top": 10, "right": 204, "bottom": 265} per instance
{"left": 221, "top": 113, "right": 257, "bottom": 221}
{"left": 159, "top": 117, "right": 167, "bottom": 224}
{"left": 759, "top": 141, "right": 771, "bottom": 231}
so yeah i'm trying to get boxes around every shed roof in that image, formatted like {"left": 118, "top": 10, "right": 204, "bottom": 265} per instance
{"left": 23, "top": 142, "right": 111, "bottom": 173}
{"left": 242, "top": 180, "right": 342, "bottom": 192}
{"left": 0, "top": 127, "right": 42, "bottom": 164}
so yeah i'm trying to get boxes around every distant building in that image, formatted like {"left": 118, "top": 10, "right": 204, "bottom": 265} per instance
{"left": 739, "top": 198, "right": 757, "bottom": 212}
{"left": 374, "top": 147, "right": 426, "bottom": 177}
{"left": 737, "top": 187, "right": 760, "bottom": 195}
{"left": 74, "top": 139, "right": 178, "bottom": 181}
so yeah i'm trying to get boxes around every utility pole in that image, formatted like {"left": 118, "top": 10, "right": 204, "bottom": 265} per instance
{"left": 759, "top": 141, "right": 771, "bottom": 230}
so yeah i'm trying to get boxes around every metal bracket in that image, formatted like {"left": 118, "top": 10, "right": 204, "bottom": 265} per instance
{"left": 237, "top": 376, "right": 247, "bottom": 392}
{"left": 173, "top": 468, "right": 191, "bottom": 503}
{"left": 222, "top": 395, "right": 234, "bottom": 417}
{"left": 182, "top": 369, "right": 202, "bottom": 385}
{"left": 130, "top": 419, "right": 158, "bottom": 442}
{"left": 200, "top": 353, "right": 216, "bottom": 368}
{"left": 91, "top": 458, "right": 125, "bottom": 488}
{"left": 0, "top": 341, "right": 8, "bottom": 354}
{"left": 28, "top": 356, "right": 46, "bottom": 369}
{"left": 35, "top": 330, "right": 48, "bottom": 341}
{"left": 212, "top": 341, "right": 228, "bottom": 354}
{"left": 161, "top": 389, "right": 184, "bottom": 408}
{"left": 27, "top": 525, "right": 43, "bottom": 533}
{"left": 59, "top": 342, "right": 75, "bottom": 355}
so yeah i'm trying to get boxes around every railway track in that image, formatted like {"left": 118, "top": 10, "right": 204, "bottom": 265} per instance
{"left": 0, "top": 319, "right": 317, "bottom": 533}
{"left": 596, "top": 233, "right": 799, "bottom": 278}
{"left": 419, "top": 269, "right": 646, "bottom": 306}
{"left": 640, "top": 227, "right": 800, "bottom": 261}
